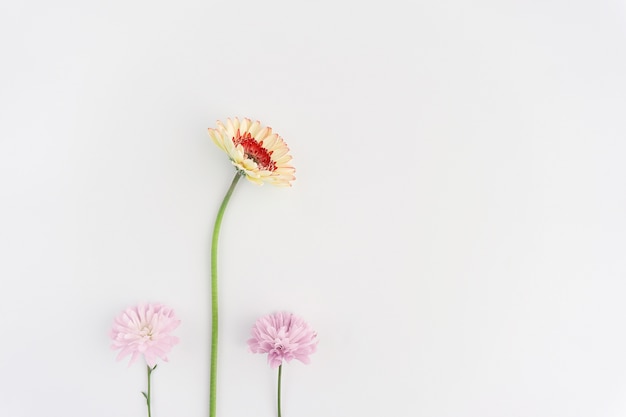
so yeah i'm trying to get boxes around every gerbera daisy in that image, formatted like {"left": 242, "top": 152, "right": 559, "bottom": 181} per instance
{"left": 206, "top": 118, "right": 296, "bottom": 417}
{"left": 208, "top": 117, "right": 295, "bottom": 186}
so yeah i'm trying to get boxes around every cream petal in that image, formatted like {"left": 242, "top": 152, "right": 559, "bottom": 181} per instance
{"left": 274, "top": 154, "right": 293, "bottom": 164}
{"left": 223, "top": 134, "right": 238, "bottom": 156}
{"left": 233, "top": 161, "right": 257, "bottom": 176}
{"left": 245, "top": 175, "right": 264, "bottom": 185}
{"left": 273, "top": 175, "right": 295, "bottom": 183}
{"left": 239, "top": 118, "right": 250, "bottom": 132}
{"left": 274, "top": 166, "right": 295, "bottom": 174}
{"left": 254, "top": 127, "right": 270, "bottom": 142}
{"left": 232, "top": 144, "right": 247, "bottom": 162}
{"left": 225, "top": 118, "right": 237, "bottom": 136}
{"left": 215, "top": 120, "right": 224, "bottom": 129}
{"left": 271, "top": 146, "right": 289, "bottom": 159}
{"left": 208, "top": 129, "right": 226, "bottom": 151}
{"left": 248, "top": 120, "right": 262, "bottom": 136}
{"left": 262, "top": 133, "right": 279, "bottom": 150}
{"left": 274, "top": 176, "right": 295, "bottom": 184}
{"left": 234, "top": 117, "right": 242, "bottom": 132}
{"left": 241, "top": 158, "right": 259, "bottom": 172}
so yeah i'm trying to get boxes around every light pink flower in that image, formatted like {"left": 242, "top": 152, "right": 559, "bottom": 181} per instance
{"left": 110, "top": 303, "right": 180, "bottom": 367}
{"left": 248, "top": 312, "right": 318, "bottom": 369}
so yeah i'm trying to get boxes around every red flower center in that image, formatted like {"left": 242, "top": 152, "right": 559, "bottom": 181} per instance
{"left": 233, "top": 130, "right": 276, "bottom": 171}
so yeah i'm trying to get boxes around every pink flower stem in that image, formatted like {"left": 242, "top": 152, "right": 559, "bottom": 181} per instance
{"left": 277, "top": 364, "right": 283, "bottom": 417}
{"left": 210, "top": 171, "right": 242, "bottom": 417}
{"left": 142, "top": 364, "right": 157, "bottom": 417}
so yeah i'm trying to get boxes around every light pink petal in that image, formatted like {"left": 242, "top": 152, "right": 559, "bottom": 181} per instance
{"left": 248, "top": 312, "right": 317, "bottom": 368}
{"left": 109, "top": 303, "right": 180, "bottom": 368}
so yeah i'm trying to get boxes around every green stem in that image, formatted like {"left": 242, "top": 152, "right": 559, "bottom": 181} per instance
{"left": 144, "top": 364, "right": 156, "bottom": 417}
{"left": 210, "top": 172, "right": 242, "bottom": 417}
{"left": 277, "top": 364, "right": 283, "bottom": 417}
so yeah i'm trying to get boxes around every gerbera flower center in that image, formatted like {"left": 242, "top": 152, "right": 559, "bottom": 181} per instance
{"left": 233, "top": 130, "right": 276, "bottom": 171}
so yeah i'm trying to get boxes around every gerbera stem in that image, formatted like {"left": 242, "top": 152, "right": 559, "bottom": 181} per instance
{"left": 210, "top": 171, "right": 242, "bottom": 417}
{"left": 277, "top": 364, "right": 283, "bottom": 417}
{"left": 142, "top": 364, "right": 157, "bottom": 417}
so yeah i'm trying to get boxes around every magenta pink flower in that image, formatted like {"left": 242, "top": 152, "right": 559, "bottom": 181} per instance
{"left": 248, "top": 312, "right": 318, "bottom": 369}
{"left": 110, "top": 303, "right": 180, "bottom": 367}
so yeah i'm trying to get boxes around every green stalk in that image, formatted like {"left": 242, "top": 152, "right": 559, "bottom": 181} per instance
{"left": 277, "top": 364, "right": 283, "bottom": 417}
{"left": 210, "top": 172, "right": 242, "bottom": 417}
{"left": 142, "top": 364, "right": 157, "bottom": 417}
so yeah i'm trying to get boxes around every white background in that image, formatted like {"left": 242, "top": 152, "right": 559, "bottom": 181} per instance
{"left": 1, "top": 0, "right": 626, "bottom": 416}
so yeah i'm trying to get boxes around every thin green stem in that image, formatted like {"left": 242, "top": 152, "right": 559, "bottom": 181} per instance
{"left": 143, "top": 364, "right": 157, "bottom": 417}
{"left": 277, "top": 364, "right": 283, "bottom": 417}
{"left": 210, "top": 172, "right": 242, "bottom": 417}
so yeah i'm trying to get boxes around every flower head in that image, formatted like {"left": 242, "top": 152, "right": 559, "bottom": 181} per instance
{"left": 110, "top": 303, "right": 180, "bottom": 367}
{"left": 208, "top": 117, "right": 295, "bottom": 187}
{"left": 248, "top": 312, "right": 318, "bottom": 369}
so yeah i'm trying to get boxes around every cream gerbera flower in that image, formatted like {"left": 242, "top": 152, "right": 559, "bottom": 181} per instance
{"left": 208, "top": 117, "right": 295, "bottom": 186}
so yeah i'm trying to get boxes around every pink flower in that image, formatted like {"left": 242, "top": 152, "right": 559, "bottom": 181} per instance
{"left": 110, "top": 303, "right": 180, "bottom": 367}
{"left": 248, "top": 312, "right": 318, "bottom": 369}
